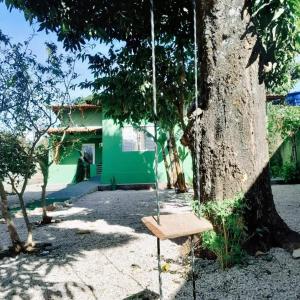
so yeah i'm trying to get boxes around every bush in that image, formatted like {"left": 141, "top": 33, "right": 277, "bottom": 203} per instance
{"left": 280, "top": 162, "right": 300, "bottom": 183}
{"left": 192, "top": 195, "right": 247, "bottom": 269}
{"left": 271, "top": 165, "right": 282, "bottom": 178}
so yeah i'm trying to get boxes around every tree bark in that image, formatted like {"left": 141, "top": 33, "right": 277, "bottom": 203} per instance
{"left": 189, "top": 0, "right": 300, "bottom": 251}
{"left": 18, "top": 193, "right": 34, "bottom": 246}
{"left": 161, "top": 145, "right": 172, "bottom": 189}
{"left": 39, "top": 160, "right": 52, "bottom": 224}
{"left": 10, "top": 177, "right": 34, "bottom": 247}
{"left": 0, "top": 181, "right": 23, "bottom": 252}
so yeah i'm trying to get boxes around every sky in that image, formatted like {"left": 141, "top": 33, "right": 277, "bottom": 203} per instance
{"left": 0, "top": 2, "right": 299, "bottom": 98}
{"left": 0, "top": 3, "right": 111, "bottom": 100}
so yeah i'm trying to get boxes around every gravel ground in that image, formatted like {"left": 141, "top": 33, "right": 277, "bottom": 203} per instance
{"left": 0, "top": 185, "right": 299, "bottom": 300}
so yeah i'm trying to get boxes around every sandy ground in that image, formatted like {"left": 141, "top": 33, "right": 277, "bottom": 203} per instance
{"left": 0, "top": 185, "right": 299, "bottom": 300}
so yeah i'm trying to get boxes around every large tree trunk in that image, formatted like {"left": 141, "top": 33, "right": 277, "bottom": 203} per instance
{"left": 0, "top": 181, "right": 23, "bottom": 252}
{"left": 189, "top": 0, "right": 300, "bottom": 251}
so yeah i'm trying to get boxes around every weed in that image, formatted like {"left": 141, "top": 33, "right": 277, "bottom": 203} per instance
{"left": 192, "top": 194, "right": 247, "bottom": 269}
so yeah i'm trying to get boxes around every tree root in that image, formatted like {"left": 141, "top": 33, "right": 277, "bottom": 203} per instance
{"left": 0, "top": 242, "right": 53, "bottom": 259}
{"left": 34, "top": 217, "right": 62, "bottom": 227}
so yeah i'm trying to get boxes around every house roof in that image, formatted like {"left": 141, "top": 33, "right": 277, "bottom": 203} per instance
{"left": 51, "top": 104, "right": 101, "bottom": 114}
{"left": 48, "top": 126, "right": 102, "bottom": 134}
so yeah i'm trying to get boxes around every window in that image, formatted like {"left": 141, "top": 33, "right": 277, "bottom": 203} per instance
{"left": 122, "top": 125, "right": 155, "bottom": 152}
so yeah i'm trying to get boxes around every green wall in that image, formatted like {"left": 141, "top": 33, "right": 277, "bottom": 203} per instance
{"left": 49, "top": 108, "right": 193, "bottom": 186}
{"left": 270, "top": 130, "right": 300, "bottom": 177}
{"left": 101, "top": 118, "right": 193, "bottom": 185}
{"left": 101, "top": 119, "right": 156, "bottom": 184}
{"left": 48, "top": 109, "right": 103, "bottom": 184}
{"left": 60, "top": 109, "right": 102, "bottom": 127}
{"left": 280, "top": 131, "right": 300, "bottom": 165}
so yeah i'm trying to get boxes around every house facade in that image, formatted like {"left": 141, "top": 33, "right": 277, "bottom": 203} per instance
{"left": 48, "top": 104, "right": 193, "bottom": 187}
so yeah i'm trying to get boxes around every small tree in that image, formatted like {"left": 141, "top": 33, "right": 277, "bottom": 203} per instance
{"left": 35, "top": 130, "right": 70, "bottom": 224}
{"left": 0, "top": 31, "right": 77, "bottom": 246}
{"left": 0, "top": 132, "right": 35, "bottom": 252}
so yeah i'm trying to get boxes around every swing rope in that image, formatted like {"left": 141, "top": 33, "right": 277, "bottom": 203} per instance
{"left": 150, "top": 0, "right": 163, "bottom": 298}
{"left": 193, "top": 0, "right": 201, "bottom": 207}
{"left": 150, "top": 1, "right": 199, "bottom": 299}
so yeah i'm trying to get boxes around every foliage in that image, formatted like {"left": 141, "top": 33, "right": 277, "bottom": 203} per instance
{"left": 280, "top": 162, "right": 300, "bottom": 183}
{"left": 0, "top": 30, "right": 77, "bottom": 243}
{"left": 267, "top": 104, "right": 300, "bottom": 155}
{"left": 110, "top": 176, "right": 117, "bottom": 191}
{"left": 3, "top": 0, "right": 300, "bottom": 94}
{"left": 192, "top": 195, "right": 247, "bottom": 269}
{"left": 250, "top": 0, "right": 300, "bottom": 93}
{"left": 270, "top": 164, "right": 282, "bottom": 178}
{"left": 0, "top": 31, "right": 76, "bottom": 135}
{"left": 0, "top": 132, "right": 35, "bottom": 182}
{"left": 79, "top": 40, "right": 194, "bottom": 131}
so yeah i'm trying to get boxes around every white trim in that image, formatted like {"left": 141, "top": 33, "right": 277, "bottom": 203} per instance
{"left": 122, "top": 125, "right": 155, "bottom": 152}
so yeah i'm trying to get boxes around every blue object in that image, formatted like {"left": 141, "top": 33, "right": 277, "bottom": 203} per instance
{"left": 286, "top": 91, "right": 300, "bottom": 106}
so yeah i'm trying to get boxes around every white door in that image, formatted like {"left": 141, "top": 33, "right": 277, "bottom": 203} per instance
{"left": 82, "top": 144, "right": 95, "bottom": 164}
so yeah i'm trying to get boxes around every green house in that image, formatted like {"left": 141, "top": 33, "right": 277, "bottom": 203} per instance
{"left": 48, "top": 104, "right": 193, "bottom": 187}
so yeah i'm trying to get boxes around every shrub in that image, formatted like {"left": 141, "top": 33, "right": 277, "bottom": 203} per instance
{"left": 110, "top": 176, "right": 117, "bottom": 190}
{"left": 192, "top": 195, "right": 247, "bottom": 269}
{"left": 280, "top": 162, "right": 300, "bottom": 183}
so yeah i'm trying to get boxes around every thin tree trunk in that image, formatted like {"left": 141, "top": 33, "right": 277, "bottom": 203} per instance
{"left": 18, "top": 193, "right": 34, "bottom": 246}
{"left": 169, "top": 130, "right": 187, "bottom": 193}
{"left": 167, "top": 137, "right": 177, "bottom": 186}
{"left": 10, "top": 177, "right": 34, "bottom": 247}
{"left": 161, "top": 145, "right": 172, "bottom": 189}
{"left": 291, "top": 135, "right": 297, "bottom": 163}
{"left": 39, "top": 160, "right": 52, "bottom": 224}
{"left": 189, "top": 0, "right": 300, "bottom": 251}
{"left": 0, "top": 181, "right": 23, "bottom": 252}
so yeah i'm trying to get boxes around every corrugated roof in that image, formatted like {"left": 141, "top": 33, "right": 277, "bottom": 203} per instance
{"left": 51, "top": 104, "right": 101, "bottom": 113}
{"left": 48, "top": 126, "right": 102, "bottom": 134}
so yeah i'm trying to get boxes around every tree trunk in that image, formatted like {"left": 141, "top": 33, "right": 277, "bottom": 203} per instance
{"left": 189, "top": 0, "right": 300, "bottom": 251}
{"left": 0, "top": 181, "right": 23, "bottom": 252}
{"left": 168, "top": 130, "right": 187, "bottom": 193}
{"left": 39, "top": 160, "right": 52, "bottom": 224}
{"left": 17, "top": 193, "right": 34, "bottom": 246}
{"left": 167, "top": 137, "right": 177, "bottom": 186}
{"left": 161, "top": 145, "right": 172, "bottom": 189}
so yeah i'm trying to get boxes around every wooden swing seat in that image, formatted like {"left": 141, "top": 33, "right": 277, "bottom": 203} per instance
{"left": 142, "top": 213, "right": 213, "bottom": 240}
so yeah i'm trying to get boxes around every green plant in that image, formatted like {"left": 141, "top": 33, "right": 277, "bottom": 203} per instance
{"left": 267, "top": 104, "right": 300, "bottom": 157}
{"left": 192, "top": 195, "right": 247, "bottom": 269}
{"left": 280, "top": 162, "right": 300, "bottom": 183}
{"left": 110, "top": 176, "right": 117, "bottom": 191}
{"left": 271, "top": 165, "right": 282, "bottom": 178}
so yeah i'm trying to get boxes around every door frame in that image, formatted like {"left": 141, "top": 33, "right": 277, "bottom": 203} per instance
{"left": 82, "top": 143, "right": 96, "bottom": 164}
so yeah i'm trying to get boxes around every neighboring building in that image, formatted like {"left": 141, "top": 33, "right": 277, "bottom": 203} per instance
{"left": 286, "top": 91, "right": 300, "bottom": 106}
{"left": 47, "top": 104, "right": 193, "bottom": 187}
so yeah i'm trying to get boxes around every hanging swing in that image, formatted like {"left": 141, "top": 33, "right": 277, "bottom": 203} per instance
{"left": 141, "top": 0, "right": 213, "bottom": 299}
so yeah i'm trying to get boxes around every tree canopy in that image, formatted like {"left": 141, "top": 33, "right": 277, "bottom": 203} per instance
{"left": 0, "top": 133, "right": 35, "bottom": 182}
{"left": 2, "top": 0, "right": 300, "bottom": 94}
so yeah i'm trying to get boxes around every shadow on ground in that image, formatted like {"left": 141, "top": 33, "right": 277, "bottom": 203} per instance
{"left": 1, "top": 185, "right": 299, "bottom": 299}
